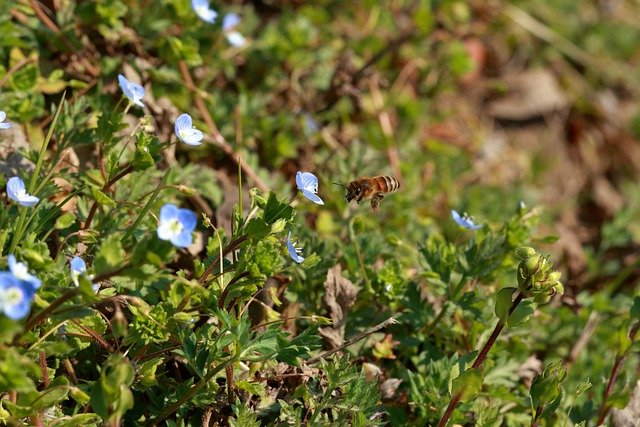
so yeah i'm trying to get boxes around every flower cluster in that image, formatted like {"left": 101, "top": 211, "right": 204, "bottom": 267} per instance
{"left": 0, "top": 256, "right": 41, "bottom": 320}
{"left": 515, "top": 246, "right": 564, "bottom": 304}
{"left": 190, "top": 1, "right": 246, "bottom": 46}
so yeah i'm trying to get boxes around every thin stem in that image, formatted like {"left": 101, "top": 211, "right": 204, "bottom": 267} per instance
{"left": 122, "top": 168, "right": 170, "bottom": 241}
{"left": 147, "top": 357, "right": 233, "bottom": 426}
{"left": 428, "top": 275, "right": 468, "bottom": 331}
{"left": 307, "top": 317, "right": 397, "bottom": 365}
{"left": 436, "top": 292, "right": 525, "bottom": 427}
{"left": 14, "top": 289, "right": 79, "bottom": 345}
{"left": 84, "top": 165, "right": 135, "bottom": 230}
{"left": 178, "top": 60, "right": 268, "bottom": 192}
{"left": 596, "top": 322, "right": 640, "bottom": 425}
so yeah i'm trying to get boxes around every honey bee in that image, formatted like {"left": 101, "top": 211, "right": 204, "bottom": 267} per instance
{"left": 335, "top": 176, "right": 400, "bottom": 212}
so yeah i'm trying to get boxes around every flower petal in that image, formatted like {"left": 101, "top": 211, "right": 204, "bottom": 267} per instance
{"left": 159, "top": 204, "right": 179, "bottom": 222}
{"left": 177, "top": 208, "right": 197, "bottom": 232}
{"left": 222, "top": 13, "right": 241, "bottom": 30}
{"left": 0, "top": 122, "right": 12, "bottom": 129}
{"left": 171, "top": 230, "right": 193, "bottom": 248}
{"left": 226, "top": 32, "right": 246, "bottom": 47}
{"left": 70, "top": 257, "right": 87, "bottom": 275}
{"left": 7, "top": 176, "right": 26, "bottom": 200}
{"left": 296, "top": 171, "right": 319, "bottom": 193}
{"left": 17, "top": 194, "right": 39, "bottom": 207}
{"left": 175, "top": 113, "right": 193, "bottom": 133}
{"left": 179, "top": 128, "right": 204, "bottom": 146}
{"left": 301, "top": 190, "right": 324, "bottom": 205}
{"left": 0, "top": 111, "right": 5, "bottom": 122}
{"left": 286, "top": 231, "right": 305, "bottom": 264}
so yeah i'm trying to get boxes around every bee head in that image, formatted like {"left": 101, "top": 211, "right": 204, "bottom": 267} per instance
{"left": 333, "top": 181, "right": 353, "bottom": 201}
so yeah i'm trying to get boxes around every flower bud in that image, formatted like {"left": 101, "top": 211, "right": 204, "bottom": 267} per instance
{"left": 515, "top": 246, "right": 537, "bottom": 261}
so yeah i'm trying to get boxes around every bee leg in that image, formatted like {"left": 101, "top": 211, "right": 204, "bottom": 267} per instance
{"left": 371, "top": 193, "right": 384, "bottom": 212}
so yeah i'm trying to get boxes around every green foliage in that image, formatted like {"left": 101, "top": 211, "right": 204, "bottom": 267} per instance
{"left": 0, "top": 0, "right": 638, "bottom": 425}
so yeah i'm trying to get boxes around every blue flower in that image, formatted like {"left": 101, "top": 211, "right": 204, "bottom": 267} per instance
{"left": 0, "top": 272, "right": 34, "bottom": 320}
{"left": 296, "top": 171, "right": 324, "bottom": 205}
{"left": 175, "top": 113, "right": 204, "bottom": 146}
{"left": 118, "top": 74, "right": 145, "bottom": 107}
{"left": 451, "top": 209, "right": 482, "bottom": 230}
{"left": 70, "top": 257, "right": 99, "bottom": 292}
{"left": 157, "top": 203, "right": 197, "bottom": 248}
{"left": 286, "top": 231, "right": 305, "bottom": 264}
{"left": 192, "top": 0, "right": 218, "bottom": 24}
{"left": 223, "top": 13, "right": 246, "bottom": 47}
{"left": 8, "top": 255, "right": 41, "bottom": 291}
{"left": 6, "top": 176, "right": 39, "bottom": 207}
{"left": 0, "top": 111, "right": 12, "bottom": 129}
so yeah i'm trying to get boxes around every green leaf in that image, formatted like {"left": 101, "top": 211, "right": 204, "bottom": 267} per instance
{"left": 263, "top": 191, "right": 295, "bottom": 225}
{"left": 94, "top": 233, "right": 125, "bottom": 274}
{"left": 52, "top": 414, "right": 102, "bottom": 426}
{"left": 55, "top": 212, "right": 76, "bottom": 229}
{"left": 90, "top": 187, "right": 116, "bottom": 207}
{"left": 245, "top": 217, "right": 271, "bottom": 241}
{"left": 506, "top": 299, "right": 537, "bottom": 327}
{"left": 451, "top": 366, "right": 483, "bottom": 403}
{"left": 630, "top": 296, "right": 640, "bottom": 319}
{"left": 495, "top": 287, "right": 516, "bottom": 321}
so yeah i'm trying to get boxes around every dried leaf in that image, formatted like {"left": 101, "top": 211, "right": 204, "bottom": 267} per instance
{"left": 318, "top": 264, "right": 359, "bottom": 349}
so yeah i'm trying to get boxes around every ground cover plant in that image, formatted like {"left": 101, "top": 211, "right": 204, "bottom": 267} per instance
{"left": 1, "top": 0, "right": 640, "bottom": 425}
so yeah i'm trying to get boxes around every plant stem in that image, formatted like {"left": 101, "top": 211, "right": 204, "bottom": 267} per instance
{"left": 14, "top": 289, "right": 79, "bottom": 345}
{"left": 147, "top": 357, "right": 232, "bottom": 426}
{"left": 84, "top": 165, "right": 135, "bottom": 230}
{"left": 436, "top": 291, "right": 524, "bottom": 427}
{"left": 596, "top": 322, "right": 640, "bottom": 425}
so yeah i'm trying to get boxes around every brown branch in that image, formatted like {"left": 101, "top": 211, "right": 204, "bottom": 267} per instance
{"left": 178, "top": 60, "right": 268, "bottom": 192}
{"left": 39, "top": 352, "right": 50, "bottom": 387}
{"left": 437, "top": 292, "right": 525, "bottom": 427}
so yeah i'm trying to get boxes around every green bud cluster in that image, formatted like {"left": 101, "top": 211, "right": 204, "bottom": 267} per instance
{"left": 516, "top": 247, "right": 564, "bottom": 304}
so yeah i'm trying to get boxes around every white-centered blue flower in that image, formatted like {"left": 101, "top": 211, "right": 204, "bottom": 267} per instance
{"left": 0, "top": 111, "right": 12, "bottom": 129}
{"left": 118, "top": 74, "right": 145, "bottom": 107}
{"left": 70, "top": 256, "right": 99, "bottom": 292}
{"left": 286, "top": 231, "right": 305, "bottom": 264}
{"left": 0, "top": 272, "right": 34, "bottom": 320}
{"left": 192, "top": 0, "right": 218, "bottom": 24}
{"left": 174, "top": 113, "right": 204, "bottom": 146}
{"left": 8, "top": 255, "right": 41, "bottom": 291}
{"left": 157, "top": 203, "right": 197, "bottom": 248}
{"left": 223, "top": 13, "right": 246, "bottom": 47}
{"left": 451, "top": 209, "right": 482, "bottom": 230}
{"left": 296, "top": 171, "right": 324, "bottom": 205}
{"left": 6, "top": 176, "right": 39, "bottom": 207}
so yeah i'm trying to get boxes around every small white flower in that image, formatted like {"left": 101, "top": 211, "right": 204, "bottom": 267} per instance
{"left": 118, "top": 74, "right": 145, "bottom": 107}
{"left": 174, "top": 113, "right": 204, "bottom": 146}
{"left": 6, "top": 176, "right": 39, "bottom": 207}
{"left": 223, "top": 13, "right": 246, "bottom": 47}
{"left": 192, "top": 0, "right": 218, "bottom": 24}
{"left": 296, "top": 172, "right": 324, "bottom": 205}
{"left": 157, "top": 204, "right": 198, "bottom": 248}
{"left": 451, "top": 209, "right": 482, "bottom": 230}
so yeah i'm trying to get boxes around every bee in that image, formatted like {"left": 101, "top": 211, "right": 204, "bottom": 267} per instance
{"left": 335, "top": 176, "right": 400, "bottom": 212}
